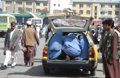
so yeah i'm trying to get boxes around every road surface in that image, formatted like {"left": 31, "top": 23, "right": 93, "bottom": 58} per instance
{"left": 0, "top": 38, "right": 105, "bottom": 78}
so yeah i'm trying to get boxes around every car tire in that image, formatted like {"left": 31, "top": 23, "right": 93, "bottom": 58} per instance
{"left": 83, "top": 69, "right": 89, "bottom": 74}
{"left": 90, "top": 69, "right": 96, "bottom": 76}
{"left": 43, "top": 67, "right": 50, "bottom": 74}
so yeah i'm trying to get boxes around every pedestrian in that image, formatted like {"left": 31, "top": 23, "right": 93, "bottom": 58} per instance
{"left": 33, "top": 25, "right": 40, "bottom": 39}
{"left": 95, "top": 25, "right": 102, "bottom": 43}
{"left": 110, "top": 24, "right": 120, "bottom": 78}
{"left": 101, "top": 19, "right": 119, "bottom": 78}
{"left": 0, "top": 22, "right": 22, "bottom": 70}
{"left": 37, "top": 26, "right": 41, "bottom": 39}
{"left": 90, "top": 29, "right": 96, "bottom": 43}
{"left": 99, "top": 20, "right": 110, "bottom": 78}
{"left": 42, "top": 17, "right": 51, "bottom": 41}
{"left": 21, "top": 21, "right": 39, "bottom": 66}
{"left": 33, "top": 25, "right": 40, "bottom": 57}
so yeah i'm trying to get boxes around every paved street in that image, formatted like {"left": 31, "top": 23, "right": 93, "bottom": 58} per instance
{"left": 0, "top": 38, "right": 105, "bottom": 78}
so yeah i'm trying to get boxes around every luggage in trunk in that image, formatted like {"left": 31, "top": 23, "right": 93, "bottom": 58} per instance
{"left": 48, "top": 32, "right": 89, "bottom": 60}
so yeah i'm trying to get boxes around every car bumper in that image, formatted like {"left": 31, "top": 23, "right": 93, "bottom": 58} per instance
{"left": 42, "top": 59, "right": 96, "bottom": 70}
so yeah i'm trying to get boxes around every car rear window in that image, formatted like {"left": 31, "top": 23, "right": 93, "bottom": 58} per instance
{"left": 52, "top": 19, "right": 87, "bottom": 27}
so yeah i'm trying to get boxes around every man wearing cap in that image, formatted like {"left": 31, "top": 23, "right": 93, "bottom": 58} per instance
{"left": 21, "top": 21, "right": 39, "bottom": 66}
{"left": 101, "top": 19, "right": 120, "bottom": 78}
{"left": 0, "top": 22, "right": 22, "bottom": 70}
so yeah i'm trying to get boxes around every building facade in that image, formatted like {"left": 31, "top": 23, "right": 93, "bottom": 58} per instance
{"left": 48, "top": 0, "right": 72, "bottom": 14}
{"left": 72, "top": 0, "right": 120, "bottom": 20}
{"left": 1, "top": 0, "right": 120, "bottom": 20}
{"left": 1, "top": 0, "right": 48, "bottom": 14}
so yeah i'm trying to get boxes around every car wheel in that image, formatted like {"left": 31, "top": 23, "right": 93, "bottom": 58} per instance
{"left": 90, "top": 69, "right": 96, "bottom": 76}
{"left": 43, "top": 67, "right": 50, "bottom": 74}
{"left": 83, "top": 69, "right": 89, "bottom": 74}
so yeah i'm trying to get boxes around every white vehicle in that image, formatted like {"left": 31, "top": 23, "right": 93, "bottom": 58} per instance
{"left": 27, "top": 18, "right": 43, "bottom": 39}
{"left": 27, "top": 18, "right": 43, "bottom": 27}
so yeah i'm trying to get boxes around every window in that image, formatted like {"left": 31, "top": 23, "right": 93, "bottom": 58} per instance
{"left": 9, "top": 17, "right": 16, "bottom": 23}
{"left": 87, "top": 4, "right": 91, "bottom": 7}
{"left": 43, "top": 2, "right": 47, "bottom": 6}
{"left": 101, "top": 4, "right": 105, "bottom": 8}
{"left": 0, "top": 16, "right": 7, "bottom": 23}
{"left": 6, "top": 1, "right": 12, "bottom": 4}
{"left": 36, "top": 2, "right": 40, "bottom": 6}
{"left": 73, "top": 3, "right": 76, "bottom": 7}
{"left": 16, "top": 1, "right": 22, "bottom": 5}
{"left": 95, "top": 16, "right": 97, "bottom": 19}
{"left": 115, "top": 11, "right": 119, "bottom": 15}
{"left": 58, "top": 4, "right": 60, "bottom": 7}
{"left": 54, "top": 4, "right": 56, "bottom": 6}
{"left": 115, "top": 4, "right": 120, "bottom": 8}
{"left": 108, "top": 4, "right": 112, "bottom": 8}
{"left": 86, "top": 10, "right": 90, "bottom": 14}
{"left": 36, "top": 9, "right": 40, "bottom": 13}
{"left": 18, "top": 7, "right": 23, "bottom": 13}
{"left": 95, "top": 12, "right": 97, "bottom": 15}
{"left": 95, "top": 6, "right": 97, "bottom": 10}
{"left": 79, "top": 10, "right": 83, "bottom": 14}
{"left": 26, "top": 1, "right": 32, "bottom": 5}
{"left": 101, "top": 11, "right": 105, "bottom": 15}
{"left": 32, "top": 19, "right": 41, "bottom": 25}
{"left": 108, "top": 11, "right": 112, "bottom": 15}
{"left": 26, "top": 8, "right": 32, "bottom": 12}
{"left": 80, "top": 4, "right": 83, "bottom": 8}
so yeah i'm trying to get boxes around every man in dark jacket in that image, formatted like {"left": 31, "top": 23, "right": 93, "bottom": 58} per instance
{"left": 0, "top": 22, "right": 22, "bottom": 70}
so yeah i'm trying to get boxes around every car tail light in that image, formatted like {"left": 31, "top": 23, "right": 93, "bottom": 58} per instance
{"left": 43, "top": 47, "right": 48, "bottom": 57}
{"left": 88, "top": 47, "right": 94, "bottom": 58}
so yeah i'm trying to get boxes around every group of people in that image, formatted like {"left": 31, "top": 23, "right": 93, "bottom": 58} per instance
{"left": 90, "top": 23, "right": 102, "bottom": 45}
{"left": 0, "top": 21, "right": 39, "bottom": 70}
{"left": 99, "top": 19, "right": 120, "bottom": 78}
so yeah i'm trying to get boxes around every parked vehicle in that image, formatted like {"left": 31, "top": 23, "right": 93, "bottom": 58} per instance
{"left": 27, "top": 17, "right": 43, "bottom": 27}
{"left": 0, "top": 14, "right": 17, "bottom": 37}
{"left": 42, "top": 15, "right": 98, "bottom": 76}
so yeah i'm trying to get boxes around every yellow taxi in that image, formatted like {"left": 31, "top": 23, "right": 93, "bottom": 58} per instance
{"left": 42, "top": 15, "right": 98, "bottom": 76}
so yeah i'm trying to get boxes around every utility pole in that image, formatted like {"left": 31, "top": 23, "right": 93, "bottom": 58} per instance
{"left": 91, "top": 3, "right": 93, "bottom": 18}
{"left": 23, "top": 0, "right": 26, "bottom": 13}
{"left": 48, "top": 0, "right": 50, "bottom": 14}
{"left": 12, "top": 0, "right": 15, "bottom": 13}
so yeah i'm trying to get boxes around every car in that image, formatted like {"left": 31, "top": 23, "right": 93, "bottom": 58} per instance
{"left": 42, "top": 15, "right": 98, "bottom": 76}
{"left": 27, "top": 17, "right": 43, "bottom": 27}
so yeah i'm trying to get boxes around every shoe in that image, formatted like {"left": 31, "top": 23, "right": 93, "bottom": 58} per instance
{"left": 11, "top": 66, "right": 15, "bottom": 68}
{"left": 11, "top": 62, "right": 16, "bottom": 67}
{"left": 31, "top": 63, "right": 34, "bottom": 66}
{"left": 11, "top": 63, "right": 16, "bottom": 68}
{"left": 0, "top": 65, "right": 7, "bottom": 70}
{"left": 29, "top": 62, "right": 34, "bottom": 66}
{"left": 25, "top": 63, "right": 30, "bottom": 67}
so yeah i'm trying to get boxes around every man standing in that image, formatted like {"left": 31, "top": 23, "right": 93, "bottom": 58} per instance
{"left": 101, "top": 19, "right": 118, "bottom": 78}
{"left": 99, "top": 20, "right": 110, "bottom": 78}
{"left": 0, "top": 22, "right": 22, "bottom": 70}
{"left": 21, "top": 21, "right": 39, "bottom": 66}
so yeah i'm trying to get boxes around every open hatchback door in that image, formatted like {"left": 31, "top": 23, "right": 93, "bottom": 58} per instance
{"left": 42, "top": 15, "right": 98, "bottom": 76}
{"left": 48, "top": 15, "right": 93, "bottom": 33}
